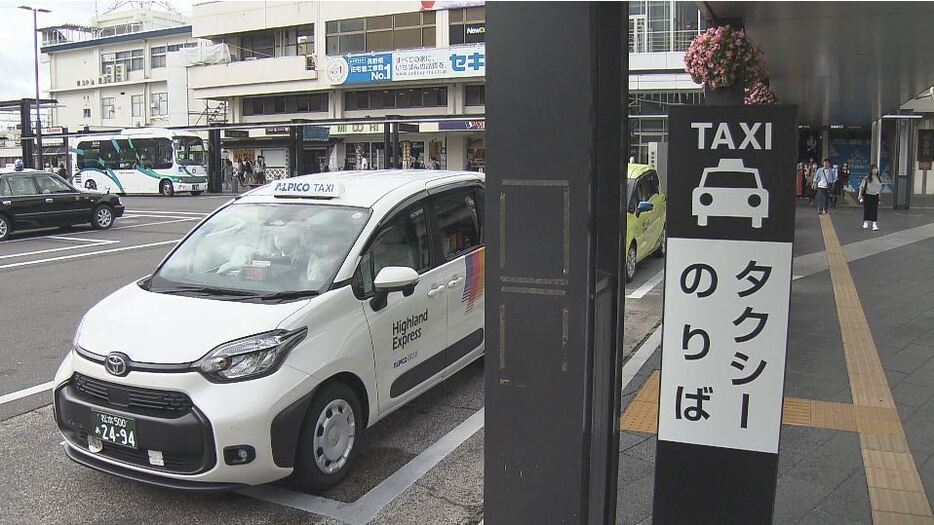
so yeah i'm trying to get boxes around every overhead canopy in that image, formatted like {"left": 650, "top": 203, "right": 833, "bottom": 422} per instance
{"left": 701, "top": 1, "right": 934, "bottom": 126}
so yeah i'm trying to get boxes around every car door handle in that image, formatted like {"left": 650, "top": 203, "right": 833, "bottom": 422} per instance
{"left": 447, "top": 277, "right": 464, "bottom": 288}
{"left": 427, "top": 285, "right": 446, "bottom": 298}
{"left": 45, "top": 198, "right": 53, "bottom": 203}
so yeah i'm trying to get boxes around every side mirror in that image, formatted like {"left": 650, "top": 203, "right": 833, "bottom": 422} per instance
{"left": 636, "top": 201, "right": 654, "bottom": 214}
{"left": 370, "top": 266, "right": 419, "bottom": 311}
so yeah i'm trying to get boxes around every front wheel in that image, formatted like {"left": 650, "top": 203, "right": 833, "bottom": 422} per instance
{"left": 294, "top": 382, "right": 362, "bottom": 491}
{"left": 0, "top": 214, "right": 10, "bottom": 241}
{"left": 625, "top": 243, "right": 637, "bottom": 283}
{"left": 191, "top": 191, "right": 203, "bottom": 196}
{"left": 160, "top": 179, "right": 175, "bottom": 197}
{"left": 91, "top": 204, "right": 114, "bottom": 230}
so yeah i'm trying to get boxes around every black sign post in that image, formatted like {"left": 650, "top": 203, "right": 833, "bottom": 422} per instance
{"left": 653, "top": 105, "right": 797, "bottom": 523}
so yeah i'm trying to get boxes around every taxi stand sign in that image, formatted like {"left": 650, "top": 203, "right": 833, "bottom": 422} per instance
{"left": 272, "top": 181, "right": 344, "bottom": 199}
{"left": 653, "top": 105, "right": 797, "bottom": 524}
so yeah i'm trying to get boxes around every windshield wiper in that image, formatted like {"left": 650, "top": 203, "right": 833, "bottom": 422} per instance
{"left": 153, "top": 285, "right": 258, "bottom": 297}
{"left": 257, "top": 290, "right": 320, "bottom": 301}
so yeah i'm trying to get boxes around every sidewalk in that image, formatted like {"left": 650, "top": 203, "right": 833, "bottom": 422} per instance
{"left": 616, "top": 202, "right": 934, "bottom": 524}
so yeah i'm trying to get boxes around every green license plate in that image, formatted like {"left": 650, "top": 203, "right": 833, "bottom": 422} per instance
{"left": 91, "top": 410, "right": 137, "bottom": 449}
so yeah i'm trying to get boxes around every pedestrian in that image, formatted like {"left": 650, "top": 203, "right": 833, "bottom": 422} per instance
{"left": 796, "top": 161, "right": 805, "bottom": 198}
{"left": 839, "top": 161, "right": 851, "bottom": 196}
{"left": 244, "top": 160, "right": 254, "bottom": 184}
{"left": 858, "top": 164, "right": 882, "bottom": 230}
{"left": 236, "top": 160, "right": 245, "bottom": 185}
{"left": 805, "top": 161, "right": 817, "bottom": 205}
{"left": 430, "top": 157, "right": 441, "bottom": 170}
{"left": 222, "top": 159, "right": 233, "bottom": 189}
{"left": 255, "top": 155, "right": 267, "bottom": 184}
{"left": 813, "top": 158, "right": 836, "bottom": 215}
{"left": 830, "top": 163, "right": 841, "bottom": 208}
{"left": 360, "top": 153, "right": 369, "bottom": 170}
{"left": 57, "top": 162, "right": 68, "bottom": 182}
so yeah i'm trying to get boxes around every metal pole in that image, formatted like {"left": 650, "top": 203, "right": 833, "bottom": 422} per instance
{"left": 392, "top": 122, "right": 400, "bottom": 169}
{"left": 383, "top": 121, "right": 391, "bottom": 170}
{"left": 31, "top": 9, "right": 43, "bottom": 170}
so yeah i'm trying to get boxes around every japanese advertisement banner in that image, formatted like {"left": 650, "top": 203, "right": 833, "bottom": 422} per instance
{"left": 326, "top": 44, "right": 485, "bottom": 85}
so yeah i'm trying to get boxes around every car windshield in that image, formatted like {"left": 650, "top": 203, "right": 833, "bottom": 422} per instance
{"left": 703, "top": 171, "right": 759, "bottom": 189}
{"left": 149, "top": 203, "right": 371, "bottom": 298}
{"left": 174, "top": 137, "right": 205, "bottom": 166}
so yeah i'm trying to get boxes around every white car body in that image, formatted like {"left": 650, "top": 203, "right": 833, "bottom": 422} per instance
{"left": 53, "top": 170, "right": 485, "bottom": 489}
{"left": 692, "top": 158, "right": 769, "bottom": 228}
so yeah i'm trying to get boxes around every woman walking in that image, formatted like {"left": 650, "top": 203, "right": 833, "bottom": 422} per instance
{"left": 796, "top": 161, "right": 806, "bottom": 198}
{"left": 859, "top": 164, "right": 882, "bottom": 230}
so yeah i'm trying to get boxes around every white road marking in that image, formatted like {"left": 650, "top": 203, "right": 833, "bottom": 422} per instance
{"left": 0, "top": 239, "right": 118, "bottom": 260}
{"left": 45, "top": 236, "right": 115, "bottom": 244}
{"left": 123, "top": 214, "right": 205, "bottom": 220}
{"left": 626, "top": 270, "right": 664, "bottom": 299}
{"left": 240, "top": 408, "right": 485, "bottom": 525}
{"left": 0, "top": 239, "right": 179, "bottom": 270}
{"left": 124, "top": 210, "right": 209, "bottom": 216}
{"left": 0, "top": 381, "right": 54, "bottom": 406}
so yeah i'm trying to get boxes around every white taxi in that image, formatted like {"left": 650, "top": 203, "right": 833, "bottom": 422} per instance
{"left": 53, "top": 170, "right": 485, "bottom": 491}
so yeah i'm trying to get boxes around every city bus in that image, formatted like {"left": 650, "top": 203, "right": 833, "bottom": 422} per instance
{"left": 71, "top": 128, "right": 208, "bottom": 196}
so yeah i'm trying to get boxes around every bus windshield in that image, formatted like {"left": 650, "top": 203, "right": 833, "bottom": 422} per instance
{"left": 174, "top": 137, "right": 205, "bottom": 166}
{"left": 149, "top": 203, "right": 371, "bottom": 297}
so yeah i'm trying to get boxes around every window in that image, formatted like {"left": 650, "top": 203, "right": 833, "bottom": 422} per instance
{"left": 101, "top": 49, "right": 144, "bottom": 75}
{"left": 449, "top": 6, "right": 486, "bottom": 45}
{"left": 151, "top": 46, "right": 166, "bottom": 68}
{"left": 433, "top": 191, "right": 481, "bottom": 259}
{"left": 358, "top": 206, "right": 430, "bottom": 296}
{"left": 101, "top": 97, "right": 115, "bottom": 119}
{"left": 326, "top": 12, "right": 435, "bottom": 55}
{"left": 35, "top": 174, "right": 71, "bottom": 194}
{"left": 82, "top": 108, "right": 91, "bottom": 119}
{"left": 76, "top": 139, "right": 173, "bottom": 171}
{"left": 152, "top": 92, "right": 168, "bottom": 117}
{"left": 0, "top": 178, "right": 11, "bottom": 196}
{"left": 464, "top": 85, "right": 485, "bottom": 106}
{"left": 242, "top": 93, "right": 329, "bottom": 116}
{"left": 131, "top": 95, "right": 143, "bottom": 118}
{"left": 344, "top": 87, "right": 447, "bottom": 111}
{"left": 7, "top": 176, "right": 37, "bottom": 196}
{"left": 240, "top": 31, "right": 276, "bottom": 59}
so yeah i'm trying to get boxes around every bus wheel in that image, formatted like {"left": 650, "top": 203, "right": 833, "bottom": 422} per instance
{"left": 84, "top": 180, "right": 97, "bottom": 190}
{"left": 191, "top": 191, "right": 203, "bottom": 196}
{"left": 160, "top": 179, "right": 175, "bottom": 196}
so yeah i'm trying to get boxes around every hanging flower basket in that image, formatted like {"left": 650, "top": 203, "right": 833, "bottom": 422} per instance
{"left": 744, "top": 80, "right": 778, "bottom": 105}
{"left": 684, "top": 25, "right": 767, "bottom": 90}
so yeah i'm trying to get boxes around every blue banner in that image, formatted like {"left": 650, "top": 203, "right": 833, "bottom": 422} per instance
{"left": 345, "top": 53, "right": 392, "bottom": 84}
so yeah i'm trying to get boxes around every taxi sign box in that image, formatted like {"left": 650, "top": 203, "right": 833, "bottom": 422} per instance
{"left": 653, "top": 105, "right": 797, "bottom": 524}
{"left": 272, "top": 181, "right": 343, "bottom": 199}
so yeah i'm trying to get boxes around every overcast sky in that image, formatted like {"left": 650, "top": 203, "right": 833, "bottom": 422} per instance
{"left": 0, "top": 0, "right": 192, "bottom": 102}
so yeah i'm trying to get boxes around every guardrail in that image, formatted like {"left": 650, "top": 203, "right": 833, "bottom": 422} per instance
{"left": 629, "top": 29, "right": 702, "bottom": 53}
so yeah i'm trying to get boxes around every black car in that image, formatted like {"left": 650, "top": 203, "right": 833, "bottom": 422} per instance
{"left": 0, "top": 170, "right": 125, "bottom": 241}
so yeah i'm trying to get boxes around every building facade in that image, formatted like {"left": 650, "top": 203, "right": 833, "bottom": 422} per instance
{"left": 187, "top": 1, "right": 487, "bottom": 174}
{"left": 40, "top": 7, "right": 217, "bottom": 132}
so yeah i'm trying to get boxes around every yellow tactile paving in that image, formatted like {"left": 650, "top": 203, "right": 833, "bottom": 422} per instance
{"left": 820, "top": 214, "right": 934, "bottom": 521}
{"left": 619, "top": 370, "right": 660, "bottom": 434}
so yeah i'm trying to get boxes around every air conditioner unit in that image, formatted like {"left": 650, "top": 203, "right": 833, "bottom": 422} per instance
{"left": 113, "top": 63, "right": 126, "bottom": 83}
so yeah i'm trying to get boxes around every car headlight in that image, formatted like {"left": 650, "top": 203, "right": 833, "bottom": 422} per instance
{"left": 197, "top": 328, "right": 307, "bottom": 382}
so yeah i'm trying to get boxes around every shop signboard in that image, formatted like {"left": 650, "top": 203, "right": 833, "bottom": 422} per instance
{"left": 439, "top": 120, "right": 486, "bottom": 131}
{"left": 265, "top": 127, "right": 289, "bottom": 135}
{"left": 224, "top": 130, "right": 249, "bottom": 138}
{"left": 653, "top": 105, "right": 797, "bottom": 524}
{"left": 302, "top": 126, "right": 330, "bottom": 142}
{"left": 918, "top": 129, "right": 934, "bottom": 166}
{"left": 327, "top": 45, "right": 485, "bottom": 85}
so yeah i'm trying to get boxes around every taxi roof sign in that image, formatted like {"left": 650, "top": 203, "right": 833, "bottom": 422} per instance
{"left": 272, "top": 180, "right": 344, "bottom": 199}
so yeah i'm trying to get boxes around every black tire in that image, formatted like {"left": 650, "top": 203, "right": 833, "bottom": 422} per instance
{"left": 294, "top": 382, "right": 362, "bottom": 492}
{"left": 84, "top": 179, "right": 97, "bottom": 190}
{"left": 0, "top": 214, "right": 10, "bottom": 241}
{"left": 91, "top": 204, "right": 115, "bottom": 230}
{"left": 160, "top": 179, "right": 175, "bottom": 197}
{"left": 653, "top": 228, "right": 666, "bottom": 258}
{"left": 625, "top": 242, "right": 637, "bottom": 283}
{"left": 191, "top": 191, "right": 203, "bottom": 196}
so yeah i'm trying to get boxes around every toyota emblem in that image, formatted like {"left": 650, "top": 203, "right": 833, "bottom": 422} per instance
{"left": 105, "top": 353, "right": 129, "bottom": 377}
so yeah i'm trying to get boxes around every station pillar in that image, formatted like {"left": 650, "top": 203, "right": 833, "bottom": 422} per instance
{"left": 484, "top": 3, "right": 627, "bottom": 523}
